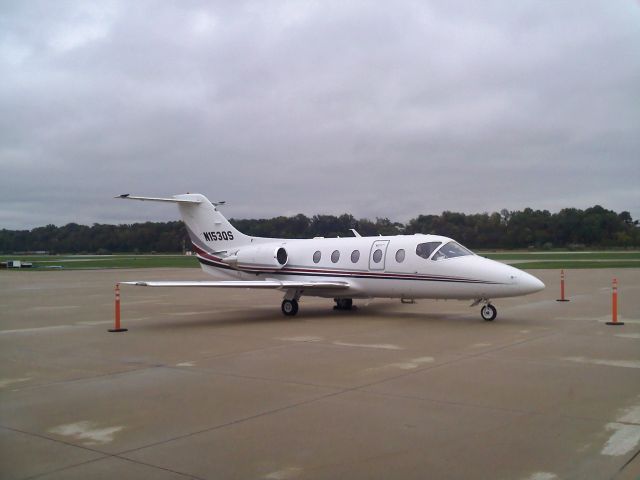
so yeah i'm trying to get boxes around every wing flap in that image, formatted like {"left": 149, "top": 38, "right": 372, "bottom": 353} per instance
{"left": 119, "top": 280, "right": 350, "bottom": 290}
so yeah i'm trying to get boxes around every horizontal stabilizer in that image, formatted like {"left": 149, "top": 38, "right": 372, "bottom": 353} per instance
{"left": 119, "top": 280, "right": 350, "bottom": 290}
{"left": 115, "top": 194, "right": 202, "bottom": 204}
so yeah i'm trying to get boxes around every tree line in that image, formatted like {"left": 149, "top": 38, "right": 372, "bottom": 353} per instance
{"left": 1, "top": 205, "right": 638, "bottom": 254}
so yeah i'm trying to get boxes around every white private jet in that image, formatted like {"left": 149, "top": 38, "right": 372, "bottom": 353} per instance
{"left": 117, "top": 193, "right": 545, "bottom": 321}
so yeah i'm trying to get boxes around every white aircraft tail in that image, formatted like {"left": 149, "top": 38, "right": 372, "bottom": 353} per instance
{"left": 117, "top": 194, "right": 250, "bottom": 254}
{"left": 174, "top": 194, "right": 250, "bottom": 254}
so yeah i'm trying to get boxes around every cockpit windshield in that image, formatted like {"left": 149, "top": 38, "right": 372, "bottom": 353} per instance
{"left": 416, "top": 242, "right": 442, "bottom": 259}
{"left": 431, "top": 241, "right": 473, "bottom": 261}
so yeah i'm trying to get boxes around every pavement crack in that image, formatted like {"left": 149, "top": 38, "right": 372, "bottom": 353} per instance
{"left": 115, "top": 387, "right": 350, "bottom": 457}
{"left": 1, "top": 425, "right": 207, "bottom": 480}
{"left": 351, "top": 330, "right": 561, "bottom": 392}
{"left": 612, "top": 444, "right": 640, "bottom": 479}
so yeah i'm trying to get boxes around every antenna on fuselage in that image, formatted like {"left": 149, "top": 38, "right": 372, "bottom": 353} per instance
{"left": 349, "top": 229, "right": 361, "bottom": 237}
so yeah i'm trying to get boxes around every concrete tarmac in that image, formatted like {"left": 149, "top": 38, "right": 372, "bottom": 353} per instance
{"left": 1, "top": 268, "right": 639, "bottom": 480}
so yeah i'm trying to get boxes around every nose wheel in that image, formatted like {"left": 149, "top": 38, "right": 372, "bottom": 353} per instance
{"left": 480, "top": 304, "right": 497, "bottom": 321}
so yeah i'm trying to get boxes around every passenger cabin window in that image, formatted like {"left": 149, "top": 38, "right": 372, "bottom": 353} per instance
{"left": 432, "top": 242, "right": 473, "bottom": 261}
{"left": 313, "top": 250, "right": 321, "bottom": 263}
{"left": 395, "top": 249, "right": 405, "bottom": 262}
{"left": 372, "top": 249, "right": 383, "bottom": 263}
{"left": 331, "top": 250, "right": 340, "bottom": 263}
{"left": 351, "top": 250, "right": 360, "bottom": 263}
{"left": 416, "top": 242, "right": 442, "bottom": 259}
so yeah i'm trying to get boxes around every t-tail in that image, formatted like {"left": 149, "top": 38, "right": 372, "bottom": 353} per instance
{"left": 116, "top": 193, "right": 250, "bottom": 258}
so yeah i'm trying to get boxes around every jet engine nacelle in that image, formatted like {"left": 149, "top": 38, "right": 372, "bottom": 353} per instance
{"left": 224, "top": 244, "right": 289, "bottom": 270}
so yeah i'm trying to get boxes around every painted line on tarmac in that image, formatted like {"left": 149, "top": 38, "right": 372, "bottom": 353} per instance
{"left": 0, "top": 377, "right": 31, "bottom": 388}
{"left": 0, "top": 325, "right": 85, "bottom": 335}
{"left": 264, "top": 466, "right": 303, "bottom": 479}
{"left": 333, "top": 341, "right": 403, "bottom": 350}
{"left": 0, "top": 318, "right": 151, "bottom": 334}
{"left": 277, "top": 337, "right": 403, "bottom": 350}
{"left": 365, "top": 356, "right": 435, "bottom": 373}
{"left": 615, "top": 333, "right": 640, "bottom": 339}
{"left": 601, "top": 402, "right": 640, "bottom": 456}
{"left": 49, "top": 421, "right": 124, "bottom": 446}
{"left": 27, "top": 305, "right": 80, "bottom": 311}
{"left": 522, "top": 473, "right": 558, "bottom": 480}
{"left": 170, "top": 310, "right": 222, "bottom": 316}
{"left": 564, "top": 356, "right": 640, "bottom": 369}
{"left": 116, "top": 299, "right": 160, "bottom": 305}
{"left": 278, "top": 336, "right": 323, "bottom": 342}
{"left": 557, "top": 316, "right": 640, "bottom": 324}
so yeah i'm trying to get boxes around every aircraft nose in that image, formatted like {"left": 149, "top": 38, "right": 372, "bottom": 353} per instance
{"left": 519, "top": 271, "right": 545, "bottom": 294}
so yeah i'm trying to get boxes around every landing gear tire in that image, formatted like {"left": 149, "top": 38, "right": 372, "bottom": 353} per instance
{"left": 481, "top": 304, "right": 497, "bottom": 321}
{"left": 334, "top": 298, "right": 353, "bottom": 310}
{"left": 281, "top": 299, "right": 299, "bottom": 316}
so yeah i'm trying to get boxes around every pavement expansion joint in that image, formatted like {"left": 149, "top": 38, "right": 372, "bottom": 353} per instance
{"left": 5, "top": 363, "right": 166, "bottom": 393}
{"left": 351, "top": 330, "right": 561, "bottom": 393}
{"left": 116, "top": 387, "right": 352, "bottom": 457}
{"left": 616, "top": 447, "right": 640, "bottom": 478}
{"left": 22, "top": 458, "right": 110, "bottom": 480}
{"left": 3, "top": 424, "right": 101, "bottom": 451}
{"left": 162, "top": 363, "right": 346, "bottom": 390}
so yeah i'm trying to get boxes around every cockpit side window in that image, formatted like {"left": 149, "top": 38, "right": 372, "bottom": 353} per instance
{"left": 416, "top": 242, "right": 442, "bottom": 259}
{"left": 432, "top": 241, "right": 473, "bottom": 261}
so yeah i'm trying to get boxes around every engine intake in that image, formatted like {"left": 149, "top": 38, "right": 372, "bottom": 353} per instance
{"left": 229, "top": 244, "right": 289, "bottom": 270}
{"left": 276, "top": 247, "right": 288, "bottom": 265}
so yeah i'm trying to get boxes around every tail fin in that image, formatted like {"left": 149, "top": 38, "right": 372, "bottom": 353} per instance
{"left": 174, "top": 194, "right": 249, "bottom": 253}
{"left": 116, "top": 193, "right": 250, "bottom": 254}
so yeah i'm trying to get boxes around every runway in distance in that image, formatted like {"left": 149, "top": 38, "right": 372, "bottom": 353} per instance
{"left": 117, "top": 193, "right": 545, "bottom": 320}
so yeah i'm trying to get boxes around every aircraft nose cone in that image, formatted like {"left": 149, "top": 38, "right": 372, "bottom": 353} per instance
{"left": 520, "top": 272, "right": 545, "bottom": 294}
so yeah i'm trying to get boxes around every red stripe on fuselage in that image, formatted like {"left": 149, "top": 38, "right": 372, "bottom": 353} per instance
{"left": 192, "top": 243, "right": 502, "bottom": 285}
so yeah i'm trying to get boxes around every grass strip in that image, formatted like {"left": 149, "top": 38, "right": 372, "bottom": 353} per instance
{"left": 509, "top": 260, "right": 640, "bottom": 270}
{"left": 482, "top": 252, "right": 640, "bottom": 261}
{"left": 2, "top": 256, "right": 199, "bottom": 269}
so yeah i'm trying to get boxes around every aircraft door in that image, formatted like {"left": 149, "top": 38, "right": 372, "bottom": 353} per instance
{"left": 369, "top": 240, "right": 390, "bottom": 271}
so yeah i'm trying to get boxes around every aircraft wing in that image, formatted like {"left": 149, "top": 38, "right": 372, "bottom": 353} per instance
{"left": 119, "top": 280, "right": 350, "bottom": 290}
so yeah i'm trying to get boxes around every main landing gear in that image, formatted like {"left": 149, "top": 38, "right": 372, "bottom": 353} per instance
{"left": 281, "top": 295, "right": 355, "bottom": 317}
{"left": 334, "top": 298, "right": 353, "bottom": 311}
{"left": 281, "top": 299, "right": 299, "bottom": 316}
{"left": 282, "top": 289, "right": 302, "bottom": 316}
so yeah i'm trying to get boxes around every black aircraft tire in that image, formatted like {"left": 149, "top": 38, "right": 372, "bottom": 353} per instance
{"left": 335, "top": 298, "right": 353, "bottom": 310}
{"left": 282, "top": 299, "right": 299, "bottom": 316}
{"left": 481, "top": 304, "right": 497, "bottom": 321}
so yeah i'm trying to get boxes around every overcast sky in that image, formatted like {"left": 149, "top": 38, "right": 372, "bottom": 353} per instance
{"left": 1, "top": 1, "right": 639, "bottom": 230}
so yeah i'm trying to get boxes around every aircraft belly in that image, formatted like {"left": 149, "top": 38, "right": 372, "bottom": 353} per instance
{"left": 321, "top": 276, "right": 482, "bottom": 300}
{"left": 351, "top": 276, "right": 510, "bottom": 300}
{"left": 392, "top": 279, "right": 480, "bottom": 300}
{"left": 261, "top": 272, "right": 502, "bottom": 300}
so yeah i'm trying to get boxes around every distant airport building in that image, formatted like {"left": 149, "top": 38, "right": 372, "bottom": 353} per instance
{"left": 0, "top": 260, "right": 33, "bottom": 269}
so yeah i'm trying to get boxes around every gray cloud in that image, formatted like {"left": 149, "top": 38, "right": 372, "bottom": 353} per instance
{"left": 1, "top": 0, "right": 639, "bottom": 229}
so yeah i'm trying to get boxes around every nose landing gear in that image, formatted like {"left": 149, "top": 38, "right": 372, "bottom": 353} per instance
{"left": 480, "top": 303, "right": 497, "bottom": 321}
{"left": 471, "top": 298, "right": 498, "bottom": 321}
